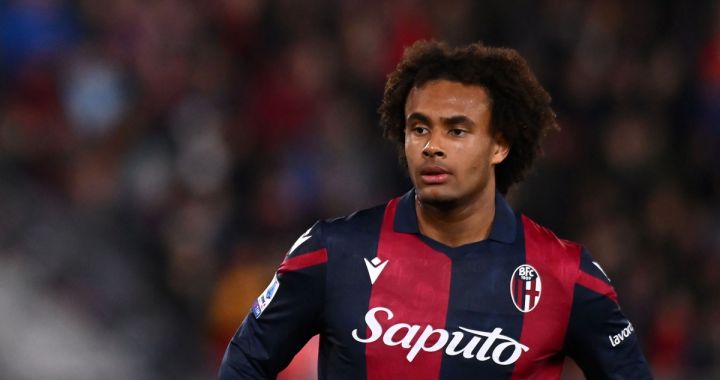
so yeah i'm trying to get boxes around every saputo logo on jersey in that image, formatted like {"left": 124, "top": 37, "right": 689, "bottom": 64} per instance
{"left": 351, "top": 307, "right": 529, "bottom": 365}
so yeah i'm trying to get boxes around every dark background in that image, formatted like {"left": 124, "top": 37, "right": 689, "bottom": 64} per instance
{"left": 0, "top": 0, "right": 718, "bottom": 379}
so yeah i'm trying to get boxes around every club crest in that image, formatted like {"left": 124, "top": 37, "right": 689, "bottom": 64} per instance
{"left": 510, "top": 264, "right": 541, "bottom": 313}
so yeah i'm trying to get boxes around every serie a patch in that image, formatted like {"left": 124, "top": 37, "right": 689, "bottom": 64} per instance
{"left": 252, "top": 274, "right": 280, "bottom": 318}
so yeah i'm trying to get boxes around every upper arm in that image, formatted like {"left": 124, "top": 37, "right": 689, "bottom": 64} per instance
{"left": 564, "top": 248, "right": 653, "bottom": 379}
{"left": 219, "top": 222, "right": 327, "bottom": 379}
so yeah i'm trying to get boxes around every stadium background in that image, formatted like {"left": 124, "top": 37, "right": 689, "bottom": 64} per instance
{"left": 0, "top": 0, "right": 718, "bottom": 379}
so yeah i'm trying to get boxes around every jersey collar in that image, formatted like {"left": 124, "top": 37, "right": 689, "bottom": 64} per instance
{"left": 394, "top": 188, "right": 516, "bottom": 244}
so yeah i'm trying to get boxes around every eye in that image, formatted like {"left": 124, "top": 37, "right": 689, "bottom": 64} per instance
{"left": 449, "top": 128, "right": 467, "bottom": 137}
{"left": 410, "top": 125, "right": 429, "bottom": 135}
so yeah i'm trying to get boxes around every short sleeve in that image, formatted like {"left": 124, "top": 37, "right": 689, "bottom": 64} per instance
{"left": 219, "top": 222, "right": 327, "bottom": 379}
{"left": 564, "top": 247, "right": 653, "bottom": 379}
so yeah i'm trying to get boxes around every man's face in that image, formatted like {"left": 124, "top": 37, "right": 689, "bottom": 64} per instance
{"left": 404, "top": 79, "right": 509, "bottom": 207}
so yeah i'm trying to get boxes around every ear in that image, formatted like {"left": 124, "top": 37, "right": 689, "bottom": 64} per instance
{"left": 491, "top": 134, "right": 510, "bottom": 165}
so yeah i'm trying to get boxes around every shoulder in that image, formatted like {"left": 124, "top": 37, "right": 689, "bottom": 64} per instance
{"left": 284, "top": 201, "right": 389, "bottom": 260}
{"left": 519, "top": 214, "right": 582, "bottom": 257}
{"left": 319, "top": 202, "right": 388, "bottom": 239}
{"left": 519, "top": 214, "right": 583, "bottom": 287}
{"left": 520, "top": 214, "right": 616, "bottom": 297}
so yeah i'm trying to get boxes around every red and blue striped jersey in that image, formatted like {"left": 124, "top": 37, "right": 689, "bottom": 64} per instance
{"left": 219, "top": 190, "right": 652, "bottom": 379}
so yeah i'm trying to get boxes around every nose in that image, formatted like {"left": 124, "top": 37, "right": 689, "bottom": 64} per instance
{"left": 422, "top": 137, "right": 445, "bottom": 158}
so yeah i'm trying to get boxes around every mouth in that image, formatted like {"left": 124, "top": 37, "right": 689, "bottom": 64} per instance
{"left": 419, "top": 165, "right": 451, "bottom": 185}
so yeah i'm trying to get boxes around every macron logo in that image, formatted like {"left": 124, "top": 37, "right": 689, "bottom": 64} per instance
{"left": 288, "top": 228, "right": 312, "bottom": 255}
{"left": 592, "top": 261, "right": 612, "bottom": 282}
{"left": 364, "top": 257, "right": 389, "bottom": 285}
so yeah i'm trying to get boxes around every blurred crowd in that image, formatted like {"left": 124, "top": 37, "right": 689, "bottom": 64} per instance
{"left": 0, "top": 0, "right": 718, "bottom": 379}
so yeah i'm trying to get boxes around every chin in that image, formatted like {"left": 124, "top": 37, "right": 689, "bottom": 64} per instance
{"left": 416, "top": 187, "right": 461, "bottom": 208}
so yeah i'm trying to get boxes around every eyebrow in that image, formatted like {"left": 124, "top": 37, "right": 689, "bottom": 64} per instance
{"left": 406, "top": 112, "right": 431, "bottom": 125}
{"left": 405, "top": 112, "right": 474, "bottom": 127}
{"left": 442, "top": 115, "right": 474, "bottom": 126}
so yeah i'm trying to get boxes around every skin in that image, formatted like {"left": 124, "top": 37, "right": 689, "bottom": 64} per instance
{"left": 404, "top": 79, "right": 509, "bottom": 247}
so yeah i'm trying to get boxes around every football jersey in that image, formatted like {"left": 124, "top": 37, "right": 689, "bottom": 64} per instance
{"left": 219, "top": 190, "right": 652, "bottom": 379}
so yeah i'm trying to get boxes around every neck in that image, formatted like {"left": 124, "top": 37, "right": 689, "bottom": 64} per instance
{"left": 415, "top": 185, "right": 496, "bottom": 248}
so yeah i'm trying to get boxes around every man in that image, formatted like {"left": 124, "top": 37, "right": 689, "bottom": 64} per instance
{"left": 219, "top": 41, "right": 652, "bottom": 379}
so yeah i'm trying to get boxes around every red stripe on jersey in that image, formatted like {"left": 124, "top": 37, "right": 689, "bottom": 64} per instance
{"left": 577, "top": 271, "right": 618, "bottom": 304}
{"left": 515, "top": 277, "right": 524, "bottom": 308}
{"left": 511, "top": 215, "right": 581, "bottom": 380}
{"left": 277, "top": 249, "right": 328, "bottom": 273}
{"left": 365, "top": 198, "right": 452, "bottom": 380}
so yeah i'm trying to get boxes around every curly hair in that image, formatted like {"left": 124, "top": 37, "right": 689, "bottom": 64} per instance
{"left": 379, "top": 40, "right": 558, "bottom": 195}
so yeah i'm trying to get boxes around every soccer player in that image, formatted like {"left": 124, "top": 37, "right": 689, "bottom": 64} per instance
{"left": 219, "top": 41, "right": 652, "bottom": 379}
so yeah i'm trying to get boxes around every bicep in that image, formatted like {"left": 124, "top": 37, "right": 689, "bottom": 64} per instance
{"left": 565, "top": 284, "right": 651, "bottom": 379}
{"left": 220, "top": 265, "right": 325, "bottom": 379}
{"left": 219, "top": 223, "right": 327, "bottom": 379}
{"left": 565, "top": 249, "right": 652, "bottom": 379}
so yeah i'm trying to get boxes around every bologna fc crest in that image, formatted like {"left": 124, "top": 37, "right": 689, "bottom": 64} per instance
{"left": 510, "top": 264, "right": 542, "bottom": 313}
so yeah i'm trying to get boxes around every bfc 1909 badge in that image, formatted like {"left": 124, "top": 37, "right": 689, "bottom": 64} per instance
{"left": 510, "top": 264, "right": 541, "bottom": 313}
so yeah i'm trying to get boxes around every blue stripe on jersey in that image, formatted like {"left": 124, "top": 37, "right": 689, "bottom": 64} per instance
{"left": 439, "top": 215, "right": 526, "bottom": 380}
{"left": 321, "top": 204, "right": 385, "bottom": 380}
